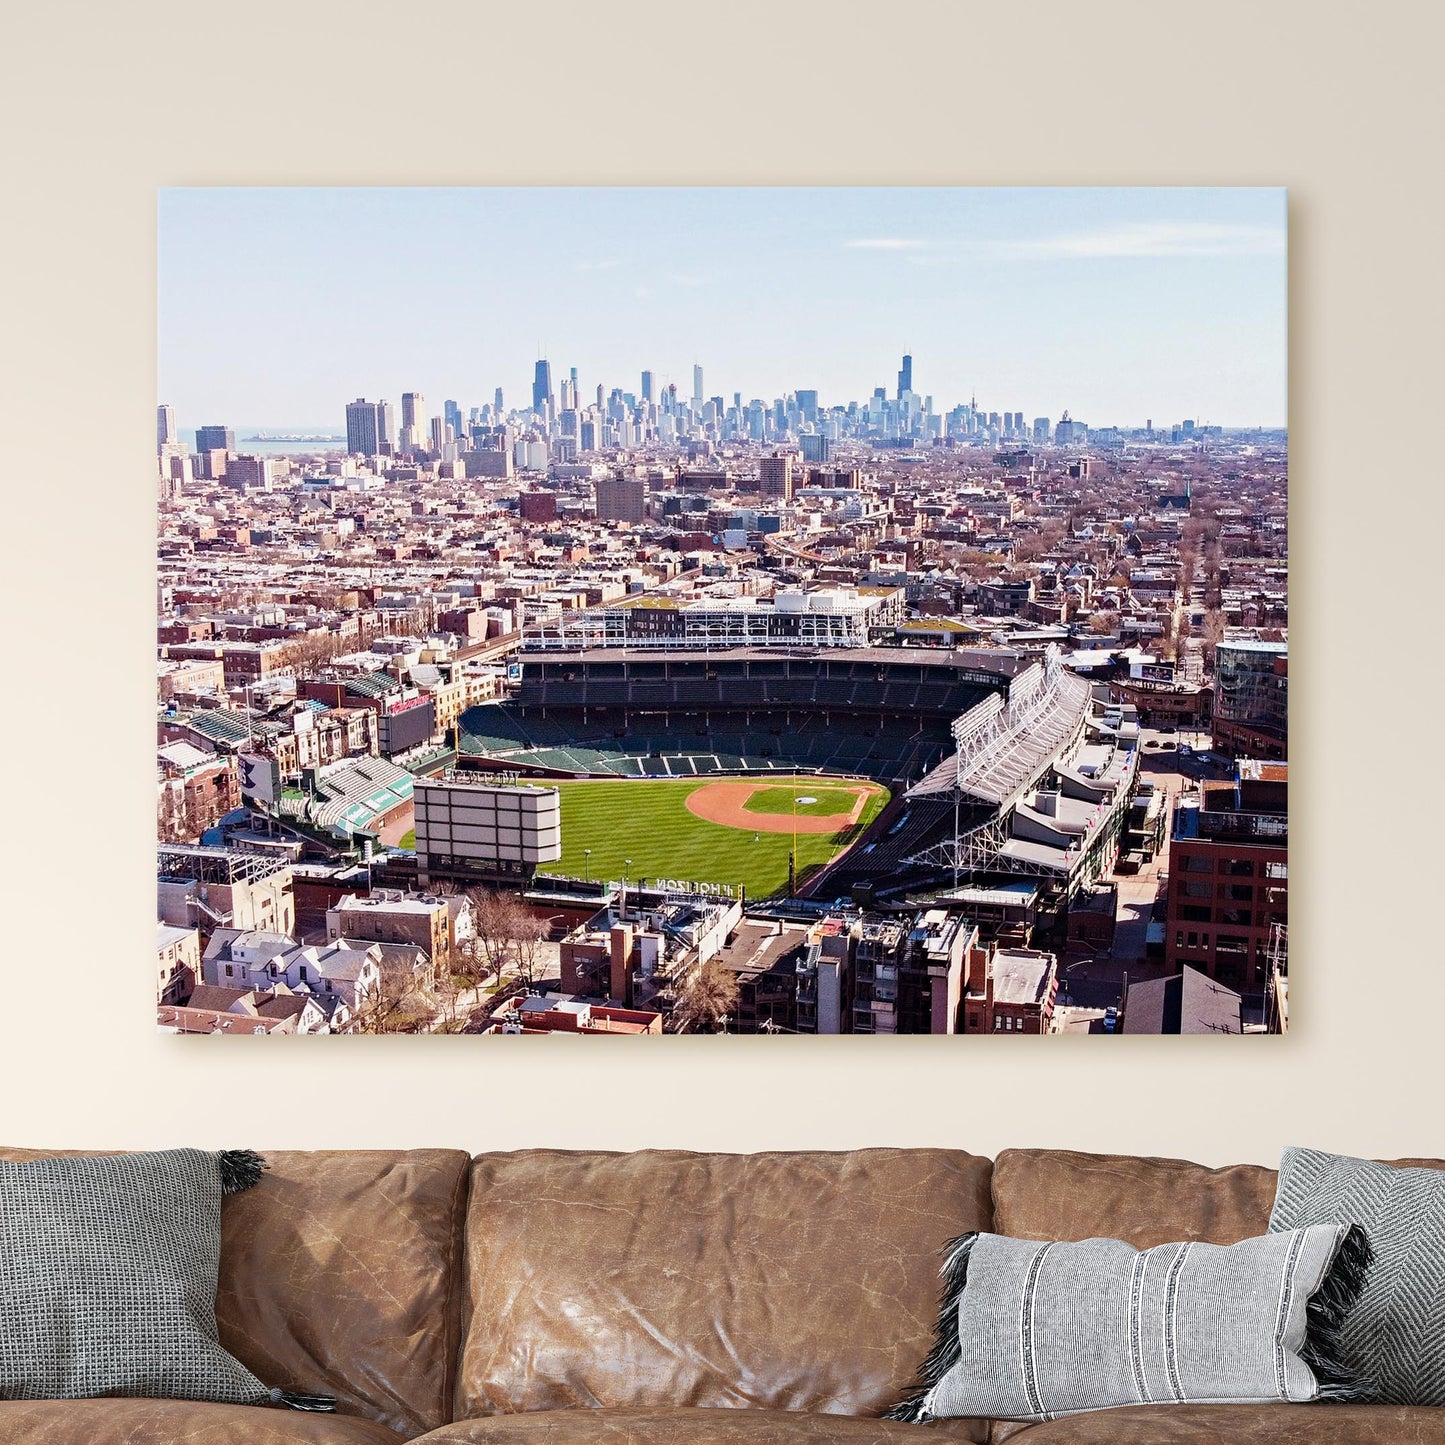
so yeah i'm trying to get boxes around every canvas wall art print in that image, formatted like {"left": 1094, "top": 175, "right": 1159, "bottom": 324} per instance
{"left": 156, "top": 186, "right": 1287, "bottom": 1038}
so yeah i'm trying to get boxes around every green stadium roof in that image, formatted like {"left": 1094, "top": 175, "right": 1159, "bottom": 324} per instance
{"left": 344, "top": 671, "right": 402, "bottom": 699}
{"left": 186, "top": 710, "right": 254, "bottom": 745}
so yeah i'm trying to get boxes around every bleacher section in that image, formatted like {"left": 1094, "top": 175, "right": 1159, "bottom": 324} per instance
{"left": 307, "top": 757, "right": 414, "bottom": 835}
{"left": 810, "top": 796, "right": 970, "bottom": 900}
{"left": 910, "top": 667, "right": 1094, "bottom": 808}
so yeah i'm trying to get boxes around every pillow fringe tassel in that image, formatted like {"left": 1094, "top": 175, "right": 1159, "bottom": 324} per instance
{"left": 218, "top": 1149, "right": 268, "bottom": 1196}
{"left": 1302, "top": 1222, "right": 1375, "bottom": 1402}
{"left": 884, "top": 1231, "right": 979, "bottom": 1423}
{"left": 270, "top": 1389, "right": 338, "bottom": 1413}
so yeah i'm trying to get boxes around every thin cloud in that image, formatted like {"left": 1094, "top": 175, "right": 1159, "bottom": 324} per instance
{"left": 844, "top": 237, "right": 927, "bottom": 250}
{"left": 991, "top": 222, "right": 1285, "bottom": 261}
{"left": 574, "top": 258, "right": 621, "bottom": 272}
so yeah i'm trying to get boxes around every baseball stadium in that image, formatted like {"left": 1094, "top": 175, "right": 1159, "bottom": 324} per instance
{"left": 447, "top": 639, "right": 1138, "bottom": 907}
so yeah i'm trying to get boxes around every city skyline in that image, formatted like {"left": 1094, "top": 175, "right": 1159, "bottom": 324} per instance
{"left": 159, "top": 187, "right": 1287, "bottom": 430}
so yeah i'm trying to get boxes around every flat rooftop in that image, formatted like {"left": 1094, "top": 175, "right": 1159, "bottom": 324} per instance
{"left": 714, "top": 921, "right": 807, "bottom": 977}
{"left": 947, "top": 882, "right": 1039, "bottom": 907}
{"left": 991, "top": 949, "right": 1057, "bottom": 1006}
{"left": 1238, "top": 760, "right": 1289, "bottom": 784}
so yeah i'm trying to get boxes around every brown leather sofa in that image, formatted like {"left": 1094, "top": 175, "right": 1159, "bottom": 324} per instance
{"left": 1, "top": 1146, "right": 1441, "bottom": 1443}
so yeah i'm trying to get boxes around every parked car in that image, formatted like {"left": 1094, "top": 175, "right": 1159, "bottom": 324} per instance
{"left": 1103, "top": 1007, "right": 1119, "bottom": 1033}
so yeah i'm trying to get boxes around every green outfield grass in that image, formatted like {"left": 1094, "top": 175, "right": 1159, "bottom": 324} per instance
{"left": 741, "top": 785, "right": 863, "bottom": 819}
{"left": 399, "top": 830, "right": 416, "bottom": 849}
{"left": 551, "top": 776, "right": 890, "bottom": 899}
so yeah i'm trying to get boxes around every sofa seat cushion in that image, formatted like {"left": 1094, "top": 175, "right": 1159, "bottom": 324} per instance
{"left": 990, "top": 1149, "right": 1279, "bottom": 1248}
{"left": 989, "top": 1402, "right": 1445, "bottom": 1442}
{"left": 418, "top": 1407, "right": 989, "bottom": 1443}
{"left": 0, "top": 1399, "right": 406, "bottom": 1444}
{"left": 458, "top": 1149, "right": 994, "bottom": 1420}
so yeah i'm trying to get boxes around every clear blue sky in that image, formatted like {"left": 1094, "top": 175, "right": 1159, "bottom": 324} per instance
{"left": 158, "top": 187, "right": 1286, "bottom": 430}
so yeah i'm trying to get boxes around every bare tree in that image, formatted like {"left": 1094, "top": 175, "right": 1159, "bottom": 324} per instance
{"left": 350, "top": 953, "right": 434, "bottom": 1034}
{"left": 1200, "top": 609, "right": 1228, "bottom": 671}
{"left": 1010, "top": 532, "right": 1051, "bottom": 565}
{"left": 511, "top": 914, "right": 552, "bottom": 991}
{"left": 463, "top": 890, "right": 533, "bottom": 988}
{"left": 670, "top": 959, "right": 740, "bottom": 1034}
{"left": 1177, "top": 546, "right": 1198, "bottom": 596}
{"left": 429, "top": 971, "right": 471, "bottom": 1033}
{"left": 943, "top": 546, "right": 1006, "bottom": 576}
{"left": 280, "top": 631, "right": 349, "bottom": 680}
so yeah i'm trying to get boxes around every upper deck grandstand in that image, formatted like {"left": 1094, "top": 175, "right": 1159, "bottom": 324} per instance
{"left": 456, "top": 645, "right": 1028, "bottom": 785}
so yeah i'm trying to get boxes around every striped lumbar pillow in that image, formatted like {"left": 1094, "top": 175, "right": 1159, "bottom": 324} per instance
{"left": 1269, "top": 1147, "right": 1445, "bottom": 1407}
{"left": 889, "top": 1225, "right": 1372, "bottom": 1423}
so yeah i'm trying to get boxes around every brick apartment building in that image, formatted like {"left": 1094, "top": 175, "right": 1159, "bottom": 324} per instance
{"left": 1164, "top": 761, "right": 1288, "bottom": 991}
{"left": 326, "top": 890, "right": 458, "bottom": 978}
{"left": 518, "top": 491, "right": 557, "bottom": 524}
{"left": 961, "top": 947, "right": 1059, "bottom": 1034}
{"left": 157, "top": 745, "right": 241, "bottom": 844}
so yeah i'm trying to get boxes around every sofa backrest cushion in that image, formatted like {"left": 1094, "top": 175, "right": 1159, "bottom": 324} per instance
{"left": 2, "top": 1147, "right": 470, "bottom": 1439}
{"left": 991, "top": 1148, "right": 1278, "bottom": 1247}
{"left": 456, "top": 1148, "right": 994, "bottom": 1423}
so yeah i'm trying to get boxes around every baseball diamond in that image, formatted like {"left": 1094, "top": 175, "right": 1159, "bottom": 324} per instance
{"left": 550, "top": 776, "right": 890, "bottom": 900}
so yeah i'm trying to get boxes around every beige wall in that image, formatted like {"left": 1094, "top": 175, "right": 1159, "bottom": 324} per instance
{"left": 1, "top": 2, "right": 1439, "bottom": 1166}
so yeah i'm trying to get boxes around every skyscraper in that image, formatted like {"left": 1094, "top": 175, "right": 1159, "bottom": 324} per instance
{"left": 692, "top": 364, "right": 704, "bottom": 406}
{"left": 641, "top": 370, "right": 655, "bottom": 403}
{"left": 401, "top": 392, "right": 426, "bottom": 450}
{"left": 897, "top": 353, "right": 913, "bottom": 399}
{"left": 157, "top": 404, "right": 177, "bottom": 453}
{"left": 533, "top": 360, "right": 553, "bottom": 413}
{"left": 759, "top": 454, "right": 794, "bottom": 501}
{"left": 345, "top": 399, "right": 393, "bottom": 457}
{"left": 494, "top": 388, "right": 504, "bottom": 413}
{"left": 194, "top": 424, "right": 234, "bottom": 454}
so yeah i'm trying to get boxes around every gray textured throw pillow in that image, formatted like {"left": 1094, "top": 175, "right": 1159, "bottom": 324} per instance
{"left": 889, "top": 1225, "right": 1371, "bottom": 1424}
{"left": 1269, "top": 1146, "right": 1445, "bottom": 1407}
{"left": 0, "top": 1149, "right": 331, "bottom": 1411}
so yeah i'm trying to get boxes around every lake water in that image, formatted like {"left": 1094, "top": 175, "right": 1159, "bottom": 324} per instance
{"left": 195, "top": 428, "right": 346, "bottom": 457}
